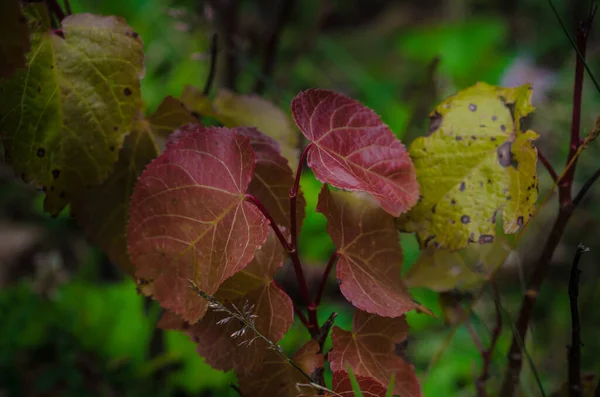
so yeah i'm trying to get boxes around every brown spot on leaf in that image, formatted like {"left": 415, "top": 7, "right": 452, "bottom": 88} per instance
{"left": 497, "top": 141, "right": 516, "bottom": 168}
{"left": 491, "top": 211, "right": 497, "bottom": 224}
{"left": 500, "top": 125, "right": 506, "bottom": 132}
{"left": 460, "top": 215, "right": 470, "bottom": 224}
{"left": 517, "top": 216, "right": 524, "bottom": 228}
{"left": 490, "top": 136, "right": 497, "bottom": 141}
{"left": 456, "top": 136, "right": 462, "bottom": 141}
{"left": 492, "top": 115, "right": 497, "bottom": 121}
{"left": 59, "top": 191, "right": 66, "bottom": 199}
{"left": 460, "top": 182, "right": 466, "bottom": 191}
{"left": 124, "top": 87, "right": 132, "bottom": 96}
{"left": 52, "top": 169, "right": 60, "bottom": 179}
{"left": 113, "top": 126, "right": 119, "bottom": 131}
{"left": 428, "top": 111, "right": 442, "bottom": 135}
{"left": 431, "top": 205, "right": 436, "bottom": 214}
{"left": 469, "top": 104, "right": 477, "bottom": 112}
{"left": 451, "top": 198, "right": 456, "bottom": 205}
{"left": 479, "top": 235, "right": 494, "bottom": 244}
{"left": 110, "top": 146, "right": 115, "bottom": 151}
{"left": 36, "top": 148, "right": 45, "bottom": 158}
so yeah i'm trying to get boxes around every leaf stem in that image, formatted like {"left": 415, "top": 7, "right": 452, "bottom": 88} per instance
{"left": 203, "top": 33, "right": 219, "bottom": 96}
{"left": 537, "top": 148, "right": 558, "bottom": 183}
{"left": 245, "top": 194, "right": 291, "bottom": 251}
{"left": 568, "top": 244, "right": 588, "bottom": 397}
{"left": 315, "top": 251, "right": 338, "bottom": 306}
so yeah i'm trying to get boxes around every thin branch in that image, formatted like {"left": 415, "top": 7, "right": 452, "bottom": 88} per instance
{"left": 245, "top": 194, "right": 291, "bottom": 251}
{"left": 254, "top": 0, "right": 296, "bottom": 94}
{"left": 568, "top": 244, "right": 589, "bottom": 397}
{"left": 294, "top": 305, "right": 309, "bottom": 328}
{"left": 573, "top": 168, "right": 600, "bottom": 207}
{"left": 207, "top": 0, "right": 239, "bottom": 91}
{"left": 290, "top": 144, "right": 313, "bottom": 250}
{"left": 538, "top": 148, "right": 558, "bottom": 183}
{"left": 203, "top": 33, "right": 219, "bottom": 96}
{"left": 315, "top": 251, "right": 338, "bottom": 306}
{"left": 476, "top": 284, "right": 503, "bottom": 397}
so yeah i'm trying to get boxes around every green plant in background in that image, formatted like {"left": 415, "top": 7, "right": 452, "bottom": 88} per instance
{"left": 1, "top": 0, "right": 600, "bottom": 396}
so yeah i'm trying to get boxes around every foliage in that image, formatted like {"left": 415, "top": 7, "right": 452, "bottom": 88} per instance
{"left": 1, "top": 1, "right": 599, "bottom": 396}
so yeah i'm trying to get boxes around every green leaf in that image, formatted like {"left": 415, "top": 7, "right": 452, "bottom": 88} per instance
{"left": 0, "top": 0, "right": 30, "bottom": 79}
{"left": 399, "top": 82, "right": 539, "bottom": 250}
{"left": 0, "top": 8, "right": 144, "bottom": 215}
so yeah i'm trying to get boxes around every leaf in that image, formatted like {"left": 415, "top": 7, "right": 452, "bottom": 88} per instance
{"left": 147, "top": 95, "right": 197, "bottom": 139}
{"left": 180, "top": 231, "right": 293, "bottom": 375}
{"left": 291, "top": 89, "right": 419, "bottom": 216}
{"left": 71, "top": 119, "right": 158, "bottom": 276}
{"left": 238, "top": 339, "right": 322, "bottom": 397}
{"left": 317, "top": 186, "right": 415, "bottom": 317}
{"left": 398, "top": 82, "right": 538, "bottom": 250}
{"left": 127, "top": 126, "right": 269, "bottom": 323}
{"left": 213, "top": 89, "right": 300, "bottom": 168}
{"left": 180, "top": 86, "right": 300, "bottom": 169}
{"left": 236, "top": 126, "right": 306, "bottom": 235}
{"left": 328, "top": 371, "right": 387, "bottom": 397}
{"left": 0, "top": 0, "right": 30, "bottom": 79}
{"left": 329, "top": 310, "right": 421, "bottom": 397}
{"left": 0, "top": 9, "right": 145, "bottom": 214}
{"left": 405, "top": 234, "right": 514, "bottom": 292}
{"left": 71, "top": 97, "right": 194, "bottom": 276}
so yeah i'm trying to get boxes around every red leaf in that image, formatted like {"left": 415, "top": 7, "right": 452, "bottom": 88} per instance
{"left": 236, "top": 127, "right": 306, "bottom": 235}
{"left": 238, "top": 340, "right": 322, "bottom": 397}
{"left": 329, "top": 310, "right": 421, "bottom": 397}
{"left": 328, "top": 371, "right": 387, "bottom": 397}
{"left": 317, "top": 186, "right": 415, "bottom": 317}
{"left": 127, "top": 126, "right": 269, "bottom": 323}
{"left": 291, "top": 89, "right": 419, "bottom": 216}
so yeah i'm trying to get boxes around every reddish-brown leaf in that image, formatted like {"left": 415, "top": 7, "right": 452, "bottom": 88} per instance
{"left": 127, "top": 126, "right": 269, "bottom": 323}
{"left": 329, "top": 310, "right": 421, "bottom": 397}
{"left": 291, "top": 89, "right": 419, "bottom": 216}
{"left": 185, "top": 231, "right": 293, "bottom": 374}
{"left": 328, "top": 371, "right": 387, "bottom": 397}
{"left": 236, "top": 127, "right": 306, "bottom": 236}
{"left": 317, "top": 186, "right": 415, "bottom": 317}
{"left": 238, "top": 340, "right": 322, "bottom": 397}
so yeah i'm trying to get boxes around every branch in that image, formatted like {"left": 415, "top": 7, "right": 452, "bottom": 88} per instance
{"left": 254, "top": 0, "right": 296, "bottom": 94}
{"left": 538, "top": 148, "right": 558, "bottom": 183}
{"left": 573, "top": 168, "right": 600, "bottom": 207}
{"left": 62, "top": 0, "right": 72, "bottom": 15}
{"left": 476, "top": 285, "right": 503, "bottom": 397}
{"left": 315, "top": 251, "right": 338, "bottom": 306}
{"left": 207, "top": 0, "right": 239, "bottom": 91}
{"left": 568, "top": 244, "right": 588, "bottom": 397}
{"left": 203, "top": 33, "right": 219, "bottom": 96}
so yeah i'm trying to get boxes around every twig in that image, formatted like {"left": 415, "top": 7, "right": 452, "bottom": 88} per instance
{"left": 573, "top": 168, "right": 600, "bottom": 207}
{"left": 538, "top": 149, "right": 558, "bottom": 183}
{"left": 500, "top": 6, "right": 595, "bottom": 396}
{"left": 476, "top": 285, "right": 503, "bottom": 397}
{"left": 568, "top": 244, "right": 589, "bottom": 397}
{"left": 203, "top": 33, "right": 219, "bottom": 96}
{"left": 219, "top": 0, "right": 239, "bottom": 91}
{"left": 254, "top": 0, "right": 296, "bottom": 94}
{"left": 314, "top": 251, "right": 338, "bottom": 306}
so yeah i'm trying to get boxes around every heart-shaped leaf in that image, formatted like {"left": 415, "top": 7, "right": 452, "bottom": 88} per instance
{"left": 317, "top": 186, "right": 415, "bottom": 317}
{"left": 398, "top": 83, "right": 538, "bottom": 250}
{"left": 291, "top": 89, "right": 419, "bottom": 216}
{"left": 127, "top": 126, "right": 269, "bottom": 323}
{"left": 329, "top": 310, "right": 421, "bottom": 397}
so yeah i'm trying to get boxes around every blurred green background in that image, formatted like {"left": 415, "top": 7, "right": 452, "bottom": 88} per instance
{"left": 1, "top": 0, "right": 599, "bottom": 396}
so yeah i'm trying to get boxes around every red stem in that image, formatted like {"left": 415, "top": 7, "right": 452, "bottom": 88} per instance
{"left": 537, "top": 148, "right": 558, "bottom": 183}
{"left": 245, "top": 194, "right": 291, "bottom": 251}
{"left": 315, "top": 251, "right": 338, "bottom": 306}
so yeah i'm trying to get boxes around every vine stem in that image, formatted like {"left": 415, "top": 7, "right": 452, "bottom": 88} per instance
{"left": 537, "top": 148, "right": 558, "bottom": 183}
{"left": 245, "top": 194, "right": 291, "bottom": 252}
{"left": 500, "top": 11, "right": 594, "bottom": 395}
{"left": 315, "top": 251, "right": 339, "bottom": 306}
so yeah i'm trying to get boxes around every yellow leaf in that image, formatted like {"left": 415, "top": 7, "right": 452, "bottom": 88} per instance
{"left": 399, "top": 82, "right": 539, "bottom": 250}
